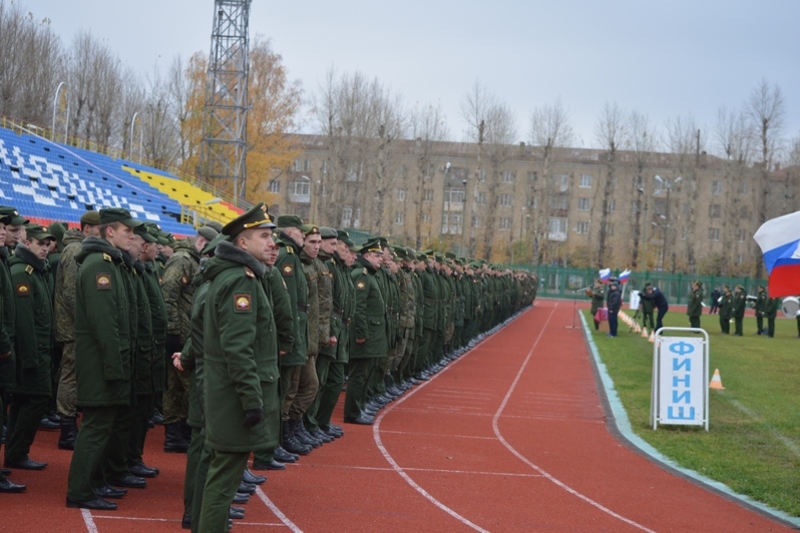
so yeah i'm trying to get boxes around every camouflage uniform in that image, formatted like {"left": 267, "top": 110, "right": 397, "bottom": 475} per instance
{"left": 289, "top": 251, "right": 323, "bottom": 422}
{"left": 303, "top": 254, "right": 333, "bottom": 434}
{"left": 394, "top": 265, "right": 416, "bottom": 376}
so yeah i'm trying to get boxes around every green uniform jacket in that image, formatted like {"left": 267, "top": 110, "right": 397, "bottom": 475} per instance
{"left": 143, "top": 262, "right": 167, "bottom": 393}
{"left": 333, "top": 254, "right": 355, "bottom": 363}
{"left": 203, "top": 241, "right": 279, "bottom": 453}
{"left": 133, "top": 262, "right": 154, "bottom": 396}
{"left": 10, "top": 245, "right": 53, "bottom": 395}
{"left": 397, "top": 268, "right": 416, "bottom": 330}
{"left": 300, "top": 253, "right": 320, "bottom": 358}
{"left": 314, "top": 256, "right": 332, "bottom": 351}
{"left": 320, "top": 252, "right": 347, "bottom": 359}
{"left": 0, "top": 249, "right": 16, "bottom": 387}
{"left": 183, "top": 271, "right": 208, "bottom": 429}
{"left": 755, "top": 291, "right": 767, "bottom": 317}
{"left": 53, "top": 229, "right": 84, "bottom": 343}
{"left": 590, "top": 286, "right": 606, "bottom": 315}
{"left": 732, "top": 291, "right": 747, "bottom": 319}
{"left": 719, "top": 293, "right": 733, "bottom": 319}
{"left": 386, "top": 272, "right": 400, "bottom": 348}
{"left": 263, "top": 267, "right": 295, "bottom": 356}
{"left": 412, "top": 269, "right": 424, "bottom": 340}
{"left": 687, "top": 288, "right": 704, "bottom": 318}
{"left": 275, "top": 235, "right": 308, "bottom": 367}
{"left": 765, "top": 297, "right": 780, "bottom": 319}
{"left": 162, "top": 239, "right": 201, "bottom": 342}
{"left": 350, "top": 257, "right": 387, "bottom": 359}
{"left": 420, "top": 267, "right": 439, "bottom": 330}
{"left": 74, "top": 237, "right": 133, "bottom": 407}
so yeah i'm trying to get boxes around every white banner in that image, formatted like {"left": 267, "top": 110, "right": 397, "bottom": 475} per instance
{"left": 658, "top": 336, "right": 705, "bottom": 425}
{"left": 629, "top": 290, "right": 640, "bottom": 310}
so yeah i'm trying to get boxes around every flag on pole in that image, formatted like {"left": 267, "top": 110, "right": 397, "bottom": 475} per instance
{"left": 599, "top": 268, "right": 611, "bottom": 283}
{"left": 618, "top": 269, "right": 631, "bottom": 284}
{"left": 753, "top": 210, "right": 800, "bottom": 298}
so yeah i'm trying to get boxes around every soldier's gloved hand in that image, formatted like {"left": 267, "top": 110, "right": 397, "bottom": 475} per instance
{"left": 243, "top": 407, "right": 263, "bottom": 428}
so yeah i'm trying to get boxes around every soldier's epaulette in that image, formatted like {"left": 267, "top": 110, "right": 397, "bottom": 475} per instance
{"left": 244, "top": 266, "right": 255, "bottom": 278}
{"left": 103, "top": 253, "right": 113, "bottom": 262}
{"left": 24, "top": 264, "right": 34, "bottom": 275}
{"left": 362, "top": 268, "right": 367, "bottom": 275}
{"left": 287, "top": 247, "right": 294, "bottom": 254}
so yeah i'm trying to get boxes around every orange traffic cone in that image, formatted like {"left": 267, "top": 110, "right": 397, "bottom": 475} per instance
{"left": 648, "top": 331, "right": 655, "bottom": 343}
{"left": 641, "top": 327, "right": 648, "bottom": 338}
{"left": 635, "top": 324, "right": 641, "bottom": 333}
{"left": 709, "top": 369, "right": 725, "bottom": 390}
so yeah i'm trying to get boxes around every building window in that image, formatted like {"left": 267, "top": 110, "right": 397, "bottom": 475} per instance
{"left": 577, "top": 198, "right": 590, "bottom": 211}
{"left": 342, "top": 206, "right": 352, "bottom": 226}
{"left": 353, "top": 208, "right": 361, "bottom": 228}
{"left": 709, "top": 204, "right": 721, "bottom": 218}
{"left": 711, "top": 181, "right": 722, "bottom": 195}
{"left": 423, "top": 189, "right": 434, "bottom": 202}
{"left": 708, "top": 228, "right": 720, "bottom": 241}
{"left": 476, "top": 192, "right": 486, "bottom": 205}
{"left": 499, "top": 193, "right": 512, "bottom": 207}
{"left": 576, "top": 221, "right": 590, "bottom": 234}
{"left": 477, "top": 168, "right": 486, "bottom": 182}
{"left": 441, "top": 214, "right": 462, "bottom": 235}
{"left": 293, "top": 159, "right": 311, "bottom": 172}
{"left": 396, "top": 188, "right": 407, "bottom": 201}
{"left": 579, "top": 174, "right": 592, "bottom": 188}
{"left": 394, "top": 212, "right": 404, "bottom": 225}
{"left": 445, "top": 188, "right": 465, "bottom": 204}
{"left": 654, "top": 179, "right": 665, "bottom": 193}
{"left": 736, "top": 229, "right": 746, "bottom": 242}
{"left": 268, "top": 179, "right": 280, "bottom": 193}
{"left": 290, "top": 178, "right": 310, "bottom": 196}
{"left": 736, "top": 254, "right": 744, "bottom": 264}
{"left": 549, "top": 196, "right": 568, "bottom": 210}
{"left": 501, "top": 171, "right": 514, "bottom": 183}
{"left": 681, "top": 226, "right": 687, "bottom": 240}
{"left": 422, "top": 212, "right": 431, "bottom": 223}
{"left": 738, "top": 181, "right": 748, "bottom": 194}
{"left": 608, "top": 199, "right": 616, "bottom": 212}
{"left": 499, "top": 217, "right": 511, "bottom": 230}
{"left": 321, "top": 160, "right": 328, "bottom": 174}
{"left": 527, "top": 170, "right": 538, "bottom": 181}
{"left": 472, "top": 216, "right": 481, "bottom": 228}
{"left": 548, "top": 217, "right": 567, "bottom": 241}
{"left": 605, "top": 223, "right": 614, "bottom": 236}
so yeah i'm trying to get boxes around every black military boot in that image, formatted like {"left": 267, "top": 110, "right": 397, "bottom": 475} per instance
{"left": 281, "top": 421, "right": 311, "bottom": 456}
{"left": 164, "top": 423, "right": 189, "bottom": 453}
{"left": 58, "top": 416, "right": 78, "bottom": 450}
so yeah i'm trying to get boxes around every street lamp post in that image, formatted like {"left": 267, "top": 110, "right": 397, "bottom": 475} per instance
{"left": 52, "top": 82, "right": 68, "bottom": 142}
{"left": 130, "top": 112, "right": 144, "bottom": 164}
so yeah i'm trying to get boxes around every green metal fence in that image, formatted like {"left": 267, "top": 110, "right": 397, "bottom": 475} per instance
{"left": 508, "top": 265, "right": 767, "bottom": 305}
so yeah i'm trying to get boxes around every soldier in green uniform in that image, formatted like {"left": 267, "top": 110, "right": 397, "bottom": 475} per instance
{"left": 588, "top": 278, "right": 605, "bottom": 331}
{"left": 4, "top": 225, "right": 55, "bottom": 473}
{"left": 393, "top": 247, "right": 416, "bottom": 388}
{"left": 274, "top": 215, "right": 310, "bottom": 456}
{"left": 732, "top": 285, "right": 747, "bottom": 336}
{"left": 719, "top": 285, "right": 733, "bottom": 334}
{"left": 687, "top": 280, "right": 704, "bottom": 329}
{"left": 66, "top": 207, "right": 143, "bottom": 510}
{"left": 754, "top": 285, "right": 767, "bottom": 335}
{"left": 198, "top": 205, "right": 279, "bottom": 533}
{"left": 161, "top": 226, "right": 218, "bottom": 453}
{"left": 764, "top": 293, "right": 780, "bottom": 338}
{"left": 345, "top": 240, "right": 387, "bottom": 425}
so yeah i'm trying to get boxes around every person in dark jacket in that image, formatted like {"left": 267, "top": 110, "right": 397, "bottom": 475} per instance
{"left": 641, "top": 283, "right": 669, "bottom": 331}
{"left": 605, "top": 278, "right": 621, "bottom": 337}
{"left": 709, "top": 287, "right": 721, "bottom": 314}
{"left": 687, "top": 280, "right": 704, "bottom": 329}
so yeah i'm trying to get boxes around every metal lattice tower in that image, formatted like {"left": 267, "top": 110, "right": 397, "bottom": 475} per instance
{"left": 199, "top": 0, "right": 251, "bottom": 202}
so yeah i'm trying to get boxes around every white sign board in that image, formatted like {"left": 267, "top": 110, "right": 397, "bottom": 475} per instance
{"left": 629, "top": 290, "right": 640, "bottom": 310}
{"left": 651, "top": 329, "right": 709, "bottom": 430}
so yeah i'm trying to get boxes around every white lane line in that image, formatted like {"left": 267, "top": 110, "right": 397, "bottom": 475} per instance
{"left": 91, "top": 516, "right": 178, "bottom": 522}
{"left": 491, "top": 303, "right": 656, "bottom": 533}
{"left": 379, "top": 429, "right": 498, "bottom": 440}
{"left": 81, "top": 509, "right": 99, "bottom": 533}
{"left": 293, "top": 462, "right": 542, "bottom": 478}
{"left": 256, "top": 487, "right": 302, "bottom": 532}
{"left": 371, "top": 314, "right": 527, "bottom": 532}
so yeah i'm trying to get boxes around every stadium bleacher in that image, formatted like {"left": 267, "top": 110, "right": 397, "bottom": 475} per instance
{"left": 0, "top": 126, "right": 205, "bottom": 236}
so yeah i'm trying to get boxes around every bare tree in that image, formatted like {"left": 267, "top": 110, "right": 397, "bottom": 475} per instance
{"left": 746, "top": 79, "right": 786, "bottom": 278}
{"left": 627, "top": 111, "right": 659, "bottom": 269}
{"left": 409, "top": 102, "right": 449, "bottom": 247}
{"left": 593, "top": 102, "right": 626, "bottom": 267}
{"left": 528, "top": 99, "right": 573, "bottom": 265}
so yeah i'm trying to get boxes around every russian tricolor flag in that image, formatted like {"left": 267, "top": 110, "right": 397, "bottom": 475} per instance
{"left": 618, "top": 269, "right": 631, "bottom": 284}
{"left": 753, "top": 210, "right": 800, "bottom": 298}
{"left": 599, "top": 268, "right": 611, "bottom": 283}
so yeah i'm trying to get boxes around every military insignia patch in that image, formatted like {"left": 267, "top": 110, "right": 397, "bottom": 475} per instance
{"left": 356, "top": 281, "right": 366, "bottom": 290}
{"left": 181, "top": 274, "right": 190, "bottom": 285}
{"left": 282, "top": 265, "right": 294, "bottom": 276}
{"left": 102, "top": 253, "right": 113, "bottom": 262}
{"left": 244, "top": 267, "right": 255, "bottom": 278}
{"left": 96, "top": 273, "right": 111, "bottom": 290}
{"left": 234, "top": 293, "right": 251, "bottom": 312}
{"left": 15, "top": 283, "right": 30, "bottom": 296}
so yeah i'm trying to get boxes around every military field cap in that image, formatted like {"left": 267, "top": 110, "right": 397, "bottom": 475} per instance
{"left": 392, "top": 252, "right": 403, "bottom": 263}
{"left": 48, "top": 222, "right": 67, "bottom": 242}
{"left": 417, "top": 251, "right": 429, "bottom": 261}
{"left": 320, "top": 226, "right": 337, "bottom": 239}
{"left": 434, "top": 253, "right": 444, "bottom": 262}
{"left": 336, "top": 229, "right": 350, "bottom": 240}
{"left": 134, "top": 223, "right": 157, "bottom": 243}
{"left": 0, "top": 212, "right": 9, "bottom": 225}
{"left": 348, "top": 242, "right": 360, "bottom": 252}
{"left": 736, "top": 284, "right": 744, "bottom": 290}
{"left": 100, "top": 207, "right": 143, "bottom": 228}
{"left": 25, "top": 224, "right": 55, "bottom": 242}
{"left": 377, "top": 236, "right": 389, "bottom": 249}
{"left": 445, "top": 251, "right": 456, "bottom": 259}
{"left": 405, "top": 247, "right": 417, "bottom": 260}
{"left": 692, "top": 280, "right": 703, "bottom": 287}
{"left": 359, "top": 238, "right": 383, "bottom": 255}
{"left": 145, "top": 223, "right": 167, "bottom": 245}
{"left": 222, "top": 202, "right": 276, "bottom": 239}
{"left": 161, "top": 231, "right": 176, "bottom": 246}
{"left": 394, "top": 247, "right": 407, "bottom": 260}
{"left": 203, "top": 233, "right": 229, "bottom": 256}
{"left": 302, "top": 224, "right": 320, "bottom": 236}
{"left": 340, "top": 234, "right": 355, "bottom": 246}
{"left": 419, "top": 249, "right": 433, "bottom": 256}
{"left": 197, "top": 226, "right": 219, "bottom": 242}
{"left": 206, "top": 220, "right": 224, "bottom": 233}
{"left": 80, "top": 210, "right": 101, "bottom": 225}
{"left": 0, "top": 206, "right": 27, "bottom": 226}
{"left": 276, "top": 214, "right": 303, "bottom": 228}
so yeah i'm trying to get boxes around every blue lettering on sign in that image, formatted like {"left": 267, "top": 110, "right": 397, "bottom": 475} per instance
{"left": 672, "top": 358, "right": 691, "bottom": 371}
{"left": 672, "top": 374, "right": 690, "bottom": 387}
{"left": 667, "top": 406, "right": 696, "bottom": 420}
{"left": 672, "top": 391, "right": 691, "bottom": 404}
{"left": 669, "top": 341, "right": 695, "bottom": 356}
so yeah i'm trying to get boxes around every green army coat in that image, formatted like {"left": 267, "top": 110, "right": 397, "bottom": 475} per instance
{"left": 719, "top": 292, "right": 733, "bottom": 320}
{"left": 10, "top": 245, "right": 53, "bottom": 395}
{"left": 300, "top": 252, "right": 320, "bottom": 358}
{"left": 314, "top": 256, "right": 332, "bottom": 350}
{"left": 350, "top": 257, "right": 388, "bottom": 359}
{"left": 765, "top": 297, "right": 780, "bottom": 319}
{"left": 412, "top": 268, "right": 424, "bottom": 341}
{"left": 754, "top": 290, "right": 767, "bottom": 318}
{"left": 53, "top": 229, "right": 84, "bottom": 343}
{"left": 437, "top": 271, "right": 450, "bottom": 333}
{"left": 182, "top": 272, "right": 208, "bottom": 429}
{"left": 333, "top": 254, "right": 355, "bottom": 363}
{"left": 420, "top": 266, "right": 439, "bottom": 331}
{"left": 687, "top": 287, "right": 704, "bottom": 318}
{"left": 397, "top": 268, "right": 416, "bottom": 331}
{"left": 275, "top": 235, "right": 308, "bottom": 367}
{"left": 143, "top": 262, "right": 167, "bottom": 393}
{"left": 262, "top": 266, "right": 295, "bottom": 356}
{"left": 590, "top": 285, "right": 606, "bottom": 315}
{"left": 319, "top": 252, "right": 347, "bottom": 360}
{"left": 162, "top": 239, "right": 201, "bottom": 342}
{"left": 386, "top": 271, "right": 400, "bottom": 348}
{"left": 133, "top": 261, "right": 154, "bottom": 396}
{"left": 0, "top": 248, "right": 16, "bottom": 387}
{"left": 203, "top": 241, "right": 279, "bottom": 453}
{"left": 732, "top": 290, "right": 747, "bottom": 319}
{"left": 74, "top": 237, "right": 133, "bottom": 407}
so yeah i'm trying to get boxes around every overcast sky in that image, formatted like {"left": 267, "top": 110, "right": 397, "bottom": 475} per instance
{"left": 33, "top": 0, "right": 800, "bottom": 154}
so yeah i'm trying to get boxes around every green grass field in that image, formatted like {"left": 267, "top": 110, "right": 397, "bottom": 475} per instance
{"left": 585, "top": 308, "right": 800, "bottom": 516}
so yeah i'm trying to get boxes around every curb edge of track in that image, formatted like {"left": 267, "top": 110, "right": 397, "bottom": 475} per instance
{"left": 578, "top": 309, "right": 800, "bottom": 530}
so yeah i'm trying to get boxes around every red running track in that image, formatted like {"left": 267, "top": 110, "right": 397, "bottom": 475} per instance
{"left": 3, "top": 299, "right": 791, "bottom": 532}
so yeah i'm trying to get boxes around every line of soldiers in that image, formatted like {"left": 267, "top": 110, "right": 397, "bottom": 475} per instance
{"left": 716, "top": 284, "right": 781, "bottom": 337}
